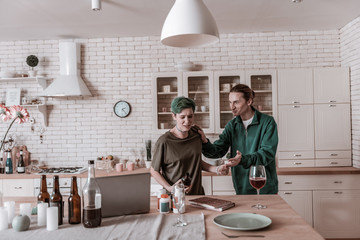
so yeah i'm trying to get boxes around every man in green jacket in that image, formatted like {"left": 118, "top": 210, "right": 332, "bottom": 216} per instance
{"left": 198, "top": 84, "right": 279, "bottom": 195}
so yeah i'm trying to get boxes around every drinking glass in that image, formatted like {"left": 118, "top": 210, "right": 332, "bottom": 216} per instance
{"left": 172, "top": 183, "right": 187, "bottom": 227}
{"left": 249, "top": 165, "right": 267, "bottom": 209}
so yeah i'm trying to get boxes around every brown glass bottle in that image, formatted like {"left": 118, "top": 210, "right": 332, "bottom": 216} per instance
{"left": 68, "top": 176, "right": 81, "bottom": 224}
{"left": 82, "top": 160, "right": 102, "bottom": 228}
{"left": 37, "top": 175, "right": 50, "bottom": 205}
{"left": 181, "top": 172, "right": 192, "bottom": 187}
{"left": 50, "top": 175, "right": 63, "bottom": 225}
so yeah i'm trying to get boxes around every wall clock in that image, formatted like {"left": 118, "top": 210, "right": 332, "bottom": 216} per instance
{"left": 113, "top": 100, "right": 131, "bottom": 118}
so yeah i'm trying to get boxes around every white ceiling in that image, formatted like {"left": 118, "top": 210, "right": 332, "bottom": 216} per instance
{"left": 0, "top": 0, "right": 360, "bottom": 42}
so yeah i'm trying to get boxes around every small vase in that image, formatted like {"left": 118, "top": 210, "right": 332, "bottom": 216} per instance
{"left": 28, "top": 70, "right": 37, "bottom": 77}
{"left": 145, "top": 161, "right": 152, "bottom": 169}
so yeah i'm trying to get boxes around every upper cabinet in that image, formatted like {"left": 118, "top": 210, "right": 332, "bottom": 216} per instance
{"left": 278, "top": 69, "right": 313, "bottom": 105}
{"left": 152, "top": 72, "right": 183, "bottom": 133}
{"left": 313, "top": 67, "right": 350, "bottom": 104}
{"left": 245, "top": 70, "right": 278, "bottom": 121}
{"left": 214, "top": 71, "right": 245, "bottom": 133}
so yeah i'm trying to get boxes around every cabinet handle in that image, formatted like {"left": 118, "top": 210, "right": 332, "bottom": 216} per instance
{"left": 64, "top": 182, "right": 68, "bottom": 186}
{"left": 330, "top": 153, "right": 338, "bottom": 156}
{"left": 292, "top": 101, "right": 300, "bottom": 104}
{"left": 329, "top": 100, "right": 337, "bottom": 103}
{"left": 284, "top": 192, "right": 293, "bottom": 195}
{"left": 48, "top": 183, "right": 51, "bottom": 186}
{"left": 294, "top": 154, "right": 302, "bottom": 157}
{"left": 334, "top": 181, "right": 342, "bottom": 184}
{"left": 330, "top": 161, "right": 338, "bottom": 165}
{"left": 284, "top": 182, "right": 293, "bottom": 184}
{"left": 292, "top": 106, "right": 300, "bottom": 108}
{"left": 334, "top": 192, "right": 343, "bottom": 194}
{"left": 14, "top": 187, "right": 22, "bottom": 189}
{"left": 294, "top": 162, "right": 302, "bottom": 165}
{"left": 329, "top": 104, "right": 336, "bottom": 107}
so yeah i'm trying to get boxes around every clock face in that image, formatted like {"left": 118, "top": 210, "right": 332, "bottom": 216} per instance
{"left": 114, "top": 101, "right": 131, "bottom": 118}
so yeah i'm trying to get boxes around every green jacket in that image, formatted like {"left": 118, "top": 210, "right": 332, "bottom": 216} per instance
{"left": 202, "top": 107, "right": 278, "bottom": 194}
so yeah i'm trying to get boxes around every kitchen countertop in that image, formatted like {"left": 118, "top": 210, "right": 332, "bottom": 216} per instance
{"left": 1, "top": 166, "right": 359, "bottom": 179}
{"left": 2, "top": 194, "right": 323, "bottom": 240}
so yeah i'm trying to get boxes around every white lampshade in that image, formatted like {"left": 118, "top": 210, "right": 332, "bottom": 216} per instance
{"left": 161, "top": 0, "right": 219, "bottom": 48}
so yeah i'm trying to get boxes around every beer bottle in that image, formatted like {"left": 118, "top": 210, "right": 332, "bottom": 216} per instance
{"left": 68, "top": 176, "right": 81, "bottom": 224}
{"left": 37, "top": 175, "right": 50, "bottom": 205}
{"left": 5, "top": 151, "right": 13, "bottom": 174}
{"left": 82, "top": 160, "right": 102, "bottom": 228}
{"left": 50, "top": 175, "right": 63, "bottom": 225}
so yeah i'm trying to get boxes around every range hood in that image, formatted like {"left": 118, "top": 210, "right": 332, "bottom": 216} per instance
{"left": 42, "top": 42, "right": 92, "bottom": 97}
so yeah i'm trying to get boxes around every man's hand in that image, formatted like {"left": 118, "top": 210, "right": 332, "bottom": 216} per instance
{"left": 225, "top": 150, "right": 242, "bottom": 167}
{"left": 192, "top": 125, "right": 208, "bottom": 143}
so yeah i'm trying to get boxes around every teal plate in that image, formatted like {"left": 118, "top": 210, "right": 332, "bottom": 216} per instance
{"left": 213, "top": 213, "right": 272, "bottom": 231}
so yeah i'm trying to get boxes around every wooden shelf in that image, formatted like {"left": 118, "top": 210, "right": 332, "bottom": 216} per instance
{"left": 157, "top": 91, "right": 178, "bottom": 95}
{"left": 0, "top": 77, "right": 49, "bottom": 89}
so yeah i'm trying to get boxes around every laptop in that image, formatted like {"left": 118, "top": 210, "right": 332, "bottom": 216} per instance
{"left": 96, "top": 172, "right": 151, "bottom": 218}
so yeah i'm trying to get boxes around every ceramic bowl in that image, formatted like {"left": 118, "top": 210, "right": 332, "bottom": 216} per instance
{"left": 175, "top": 61, "right": 195, "bottom": 71}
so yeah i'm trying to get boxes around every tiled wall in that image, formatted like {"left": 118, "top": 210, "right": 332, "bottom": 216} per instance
{"left": 340, "top": 17, "right": 360, "bottom": 168}
{"left": 0, "top": 28, "right": 343, "bottom": 167}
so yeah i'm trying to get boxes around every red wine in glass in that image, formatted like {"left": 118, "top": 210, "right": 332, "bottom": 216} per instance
{"left": 249, "top": 177, "right": 266, "bottom": 190}
{"left": 249, "top": 165, "right": 267, "bottom": 209}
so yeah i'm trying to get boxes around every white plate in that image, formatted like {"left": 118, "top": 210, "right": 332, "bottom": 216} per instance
{"left": 213, "top": 213, "right": 272, "bottom": 231}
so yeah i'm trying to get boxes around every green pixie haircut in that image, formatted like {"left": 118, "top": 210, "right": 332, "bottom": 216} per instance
{"left": 171, "top": 96, "right": 196, "bottom": 114}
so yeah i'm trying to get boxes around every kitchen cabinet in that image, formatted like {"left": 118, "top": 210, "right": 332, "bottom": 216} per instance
{"left": 313, "top": 67, "right": 350, "bottom": 104}
{"left": 2, "top": 179, "right": 34, "bottom": 197}
{"left": 202, "top": 175, "right": 212, "bottom": 195}
{"left": 212, "top": 176, "right": 236, "bottom": 195}
{"left": 153, "top": 70, "right": 277, "bottom": 134}
{"left": 277, "top": 67, "right": 351, "bottom": 168}
{"left": 278, "top": 174, "right": 360, "bottom": 239}
{"left": 213, "top": 70, "right": 245, "bottom": 133}
{"left": 277, "top": 68, "right": 313, "bottom": 104}
{"left": 245, "top": 69, "right": 278, "bottom": 121}
{"left": 313, "top": 190, "right": 360, "bottom": 238}
{"left": 0, "top": 77, "right": 50, "bottom": 126}
{"left": 278, "top": 190, "right": 313, "bottom": 226}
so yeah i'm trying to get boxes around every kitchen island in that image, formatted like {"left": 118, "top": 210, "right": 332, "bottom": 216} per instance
{"left": 1, "top": 194, "right": 323, "bottom": 240}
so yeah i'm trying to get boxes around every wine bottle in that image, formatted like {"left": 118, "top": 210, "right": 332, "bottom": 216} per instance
{"left": 82, "top": 160, "right": 102, "bottom": 228}
{"left": 50, "top": 175, "right": 63, "bottom": 225}
{"left": 16, "top": 150, "right": 25, "bottom": 174}
{"left": 0, "top": 150, "right": 4, "bottom": 174}
{"left": 5, "top": 151, "right": 13, "bottom": 174}
{"left": 181, "top": 172, "right": 191, "bottom": 187}
{"left": 37, "top": 175, "right": 50, "bottom": 205}
{"left": 68, "top": 176, "right": 81, "bottom": 224}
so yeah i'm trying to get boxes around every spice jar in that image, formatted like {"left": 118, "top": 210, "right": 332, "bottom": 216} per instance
{"left": 159, "top": 194, "right": 170, "bottom": 214}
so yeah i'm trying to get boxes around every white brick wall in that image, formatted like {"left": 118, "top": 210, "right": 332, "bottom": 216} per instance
{"left": 340, "top": 17, "right": 360, "bottom": 168}
{"left": 0, "top": 29, "right": 342, "bottom": 167}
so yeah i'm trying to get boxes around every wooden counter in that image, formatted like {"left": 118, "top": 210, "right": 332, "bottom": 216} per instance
{"left": 2, "top": 194, "right": 323, "bottom": 240}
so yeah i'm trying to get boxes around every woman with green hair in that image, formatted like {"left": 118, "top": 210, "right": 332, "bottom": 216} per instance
{"left": 151, "top": 96, "right": 230, "bottom": 195}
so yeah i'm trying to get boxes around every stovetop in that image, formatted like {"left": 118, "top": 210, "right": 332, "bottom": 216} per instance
{"left": 37, "top": 167, "right": 87, "bottom": 174}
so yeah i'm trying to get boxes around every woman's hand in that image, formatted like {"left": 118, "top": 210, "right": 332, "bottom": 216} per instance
{"left": 216, "top": 164, "right": 229, "bottom": 175}
{"left": 225, "top": 150, "right": 242, "bottom": 167}
{"left": 192, "top": 124, "right": 208, "bottom": 143}
{"left": 171, "top": 179, "right": 191, "bottom": 194}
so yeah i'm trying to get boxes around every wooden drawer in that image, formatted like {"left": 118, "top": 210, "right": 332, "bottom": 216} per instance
{"left": 315, "top": 158, "right": 351, "bottom": 167}
{"left": 315, "top": 150, "right": 351, "bottom": 159}
{"left": 3, "top": 179, "right": 34, "bottom": 197}
{"left": 212, "top": 176, "right": 234, "bottom": 191}
{"left": 279, "top": 151, "right": 314, "bottom": 160}
{"left": 278, "top": 159, "right": 315, "bottom": 168}
{"left": 279, "top": 175, "right": 360, "bottom": 190}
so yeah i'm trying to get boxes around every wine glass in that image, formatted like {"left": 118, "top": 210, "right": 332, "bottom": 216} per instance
{"left": 172, "top": 183, "right": 187, "bottom": 227}
{"left": 249, "top": 165, "right": 267, "bottom": 209}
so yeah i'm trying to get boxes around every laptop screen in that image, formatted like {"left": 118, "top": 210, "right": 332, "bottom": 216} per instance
{"left": 96, "top": 172, "right": 151, "bottom": 218}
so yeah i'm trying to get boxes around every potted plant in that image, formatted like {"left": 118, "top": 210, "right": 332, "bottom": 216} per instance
{"left": 26, "top": 55, "right": 39, "bottom": 77}
{"left": 145, "top": 140, "right": 152, "bottom": 168}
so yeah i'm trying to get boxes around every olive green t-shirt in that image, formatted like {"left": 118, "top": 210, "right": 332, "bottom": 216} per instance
{"left": 152, "top": 127, "right": 204, "bottom": 195}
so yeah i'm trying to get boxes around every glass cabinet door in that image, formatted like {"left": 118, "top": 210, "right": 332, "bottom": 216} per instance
{"left": 152, "top": 72, "right": 183, "bottom": 132}
{"left": 214, "top": 71, "right": 245, "bottom": 133}
{"left": 183, "top": 71, "right": 214, "bottom": 133}
{"left": 245, "top": 70, "right": 277, "bottom": 122}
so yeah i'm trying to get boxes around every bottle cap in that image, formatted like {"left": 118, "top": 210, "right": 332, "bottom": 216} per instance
{"left": 161, "top": 194, "right": 168, "bottom": 198}
{"left": 88, "top": 160, "right": 95, "bottom": 165}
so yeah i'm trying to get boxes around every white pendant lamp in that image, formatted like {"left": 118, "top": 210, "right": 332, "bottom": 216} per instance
{"left": 161, "top": 0, "right": 219, "bottom": 48}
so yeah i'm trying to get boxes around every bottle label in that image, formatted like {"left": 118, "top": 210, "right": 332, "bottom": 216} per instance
{"left": 5, "top": 167, "right": 9, "bottom": 172}
{"left": 160, "top": 201, "right": 169, "bottom": 213}
{"left": 17, "top": 167, "right": 25, "bottom": 173}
